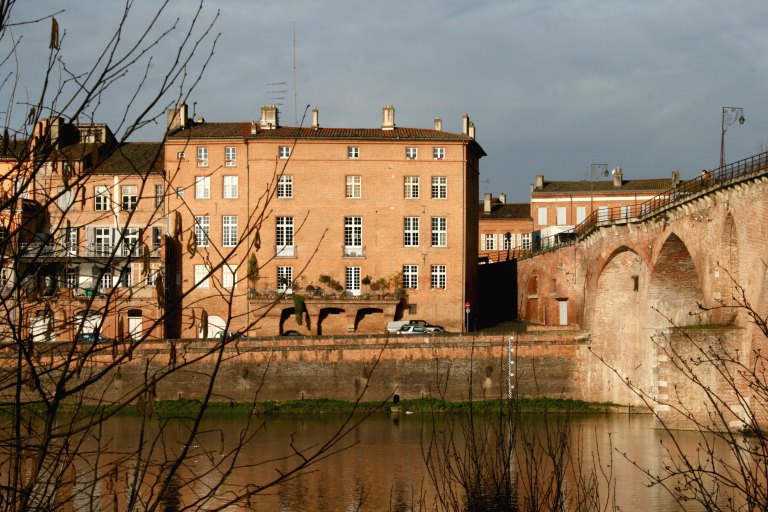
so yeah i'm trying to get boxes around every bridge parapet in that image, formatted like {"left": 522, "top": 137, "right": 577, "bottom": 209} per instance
{"left": 520, "top": 151, "right": 768, "bottom": 258}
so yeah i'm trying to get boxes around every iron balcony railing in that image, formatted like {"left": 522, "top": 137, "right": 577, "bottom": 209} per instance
{"left": 514, "top": 151, "right": 768, "bottom": 259}
{"left": 19, "top": 242, "right": 157, "bottom": 259}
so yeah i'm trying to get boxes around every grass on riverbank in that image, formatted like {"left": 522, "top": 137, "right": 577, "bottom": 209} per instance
{"left": 0, "top": 397, "right": 619, "bottom": 420}
{"left": 124, "top": 396, "right": 619, "bottom": 418}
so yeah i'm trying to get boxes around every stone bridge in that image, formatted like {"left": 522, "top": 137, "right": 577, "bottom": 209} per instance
{"left": 516, "top": 152, "right": 768, "bottom": 427}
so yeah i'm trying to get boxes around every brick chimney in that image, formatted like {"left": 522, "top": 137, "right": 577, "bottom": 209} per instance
{"left": 381, "top": 105, "right": 395, "bottom": 130}
{"left": 468, "top": 122, "right": 476, "bottom": 140}
{"left": 311, "top": 107, "right": 319, "bottom": 130}
{"left": 462, "top": 113, "right": 469, "bottom": 135}
{"left": 259, "top": 104, "right": 279, "bottom": 130}
{"left": 612, "top": 167, "right": 623, "bottom": 187}
{"left": 483, "top": 192, "right": 492, "bottom": 213}
{"left": 498, "top": 193, "right": 506, "bottom": 204}
{"left": 535, "top": 174, "right": 544, "bottom": 189}
{"left": 166, "top": 103, "right": 188, "bottom": 131}
{"left": 672, "top": 169, "right": 680, "bottom": 186}
{"left": 434, "top": 116, "right": 442, "bottom": 131}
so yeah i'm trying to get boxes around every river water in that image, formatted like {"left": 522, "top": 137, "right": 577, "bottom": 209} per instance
{"left": 61, "top": 411, "right": 740, "bottom": 511}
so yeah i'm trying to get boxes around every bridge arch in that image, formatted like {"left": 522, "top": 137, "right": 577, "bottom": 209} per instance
{"left": 589, "top": 247, "right": 649, "bottom": 403}
{"left": 647, "top": 232, "right": 705, "bottom": 328}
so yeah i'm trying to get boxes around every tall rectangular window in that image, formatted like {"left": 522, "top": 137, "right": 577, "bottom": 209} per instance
{"left": 194, "top": 265, "right": 210, "bottom": 288}
{"left": 93, "top": 227, "right": 113, "bottom": 256}
{"left": 222, "top": 216, "right": 238, "bottom": 247}
{"left": 147, "top": 262, "right": 160, "bottom": 285}
{"left": 225, "top": 146, "right": 237, "bottom": 166}
{"left": 620, "top": 205, "right": 630, "bottom": 219}
{"left": 557, "top": 207, "right": 567, "bottom": 226}
{"left": 64, "top": 266, "right": 78, "bottom": 289}
{"left": 403, "top": 265, "right": 418, "bottom": 289}
{"left": 152, "top": 226, "right": 162, "bottom": 250}
{"left": 404, "top": 176, "right": 419, "bottom": 199}
{"left": 277, "top": 175, "right": 293, "bottom": 198}
{"left": 195, "top": 176, "right": 210, "bottom": 199}
{"left": 521, "top": 233, "right": 532, "bottom": 250}
{"left": 222, "top": 264, "right": 237, "bottom": 288}
{"left": 276, "top": 216, "right": 294, "bottom": 257}
{"left": 598, "top": 206, "right": 609, "bottom": 221}
{"left": 346, "top": 266, "right": 361, "bottom": 295}
{"left": 431, "top": 176, "right": 447, "bottom": 199}
{"left": 344, "top": 216, "right": 362, "bottom": 257}
{"left": 433, "top": 147, "right": 445, "bottom": 160}
{"left": 431, "top": 265, "right": 446, "bottom": 289}
{"left": 431, "top": 217, "right": 447, "bottom": 247}
{"left": 537, "top": 207, "right": 548, "bottom": 226}
{"left": 121, "top": 185, "right": 137, "bottom": 211}
{"left": 347, "top": 146, "right": 359, "bottom": 159}
{"left": 197, "top": 147, "right": 208, "bottom": 167}
{"left": 62, "top": 227, "right": 77, "bottom": 256}
{"left": 404, "top": 217, "right": 419, "bottom": 247}
{"left": 223, "top": 175, "right": 238, "bottom": 198}
{"left": 405, "top": 147, "right": 418, "bottom": 159}
{"left": 483, "top": 234, "right": 497, "bottom": 251}
{"left": 277, "top": 266, "right": 293, "bottom": 292}
{"left": 576, "top": 206, "right": 587, "bottom": 224}
{"left": 95, "top": 186, "right": 109, "bottom": 211}
{"left": 279, "top": 146, "right": 291, "bottom": 158}
{"left": 502, "top": 233, "right": 514, "bottom": 250}
{"left": 155, "top": 184, "right": 163, "bottom": 208}
{"left": 346, "top": 176, "right": 361, "bottom": 199}
{"left": 121, "top": 227, "right": 139, "bottom": 257}
{"left": 99, "top": 271, "right": 113, "bottom": 292}
{"left": 194, "top": 216, "right": 210, "bottom": 247}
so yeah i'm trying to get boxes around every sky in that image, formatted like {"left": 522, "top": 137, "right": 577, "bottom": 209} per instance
{"left": 9, "top": 0, "right": 768, "bottom": 202}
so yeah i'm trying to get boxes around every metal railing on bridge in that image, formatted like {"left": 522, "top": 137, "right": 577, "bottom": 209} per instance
{"left": 515, "top": 151, "right": 768, "bottom": 259}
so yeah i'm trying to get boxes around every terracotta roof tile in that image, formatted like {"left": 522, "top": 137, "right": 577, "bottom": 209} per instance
{"left": 533, "top": 178, "right": 676, "bottom": 194}
{"left": 168, "top": 123, "right": 475, "bottom": 142}
{"left": 479, "top": 202, "right": 532, "bottom": 219}
{"left": 90, "top": 142, "right": 164, "bottom": 175}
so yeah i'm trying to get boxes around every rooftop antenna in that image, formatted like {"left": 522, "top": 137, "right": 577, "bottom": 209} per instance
{"left": 293, "top": 21, "right": 298, "bottom": 125}
{"left": 266, "top": 82, "right": 287, "bottom": 109}
{"left": 588, "top": 163, "right": 609, "bottom": 181}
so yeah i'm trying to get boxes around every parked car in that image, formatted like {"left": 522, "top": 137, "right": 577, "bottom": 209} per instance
{"left": 396, "top": 325, "right": 428, "bottom": 335}
{"left": 386, "top": 321, "right": 409, "bottom": 334}
{"left": 407, "top": 320, "right": 445, "bottom": 333}
{"left": 76, "top": 332, "right": 111, "bottom": 343}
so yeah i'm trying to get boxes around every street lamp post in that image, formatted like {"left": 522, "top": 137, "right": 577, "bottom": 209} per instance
{"left": 504, "top": 232, "right": 511, "bottom": 261}
{"left": 721, "top": 107, "right": 745, "bottom": 170}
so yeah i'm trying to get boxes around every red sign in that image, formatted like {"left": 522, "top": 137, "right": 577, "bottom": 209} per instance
{"left": 465, "top": 301, "right": 470, "bottom": 309}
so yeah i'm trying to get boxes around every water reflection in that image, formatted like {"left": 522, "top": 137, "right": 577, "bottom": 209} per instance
{"left": 3, "top": 412, "right": 739, "bottom": 510}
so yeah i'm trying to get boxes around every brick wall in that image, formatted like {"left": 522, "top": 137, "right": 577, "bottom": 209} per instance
{"left": 0, "top": 333, "right": 590, "bottom": 405}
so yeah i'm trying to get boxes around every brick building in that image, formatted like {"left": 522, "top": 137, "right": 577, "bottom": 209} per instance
{"left": 164, "top": 104, "right": 485, "bottom": 336}
{"left": 478, "top": 193, "right": 533, "bottom": 263}
{"left": 3, "top": 118, "right": 166, "bottom": 342}
{"left": 531, "top": 168, "right": 681, "bottom": 245}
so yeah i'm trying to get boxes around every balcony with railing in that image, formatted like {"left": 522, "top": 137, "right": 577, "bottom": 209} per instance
{"left": 19, "top": 241, "right": 160, "bottom": 260}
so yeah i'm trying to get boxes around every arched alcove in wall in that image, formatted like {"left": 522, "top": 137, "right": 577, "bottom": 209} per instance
{"left": 523, "top": 274, "right": 540, "bottom": 324}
